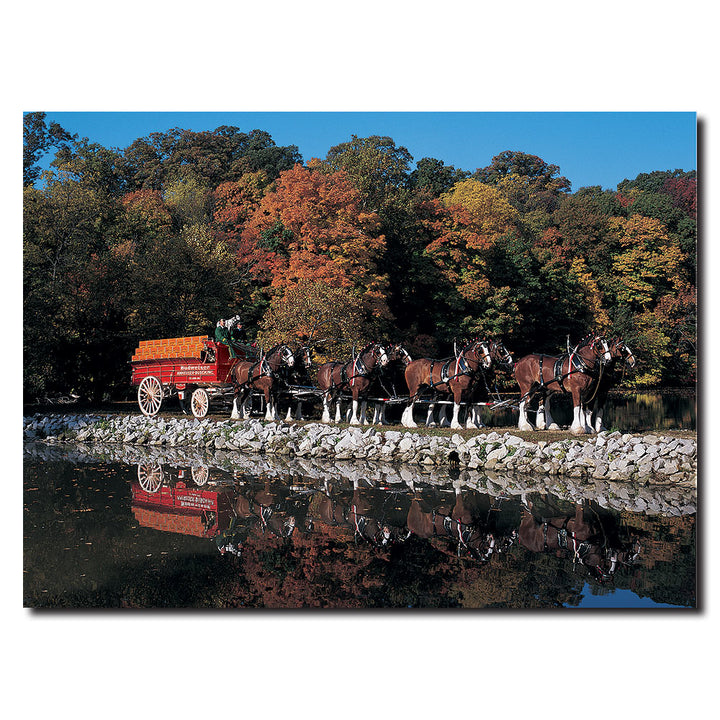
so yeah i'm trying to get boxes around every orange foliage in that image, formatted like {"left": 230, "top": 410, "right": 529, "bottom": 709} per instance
{"left": 241, "top": 164, "right": 391, "bottom": 320}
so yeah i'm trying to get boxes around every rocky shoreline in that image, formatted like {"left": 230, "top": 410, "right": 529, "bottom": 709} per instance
{"left": 23, "top": 413, "right": 696, "bottom": 488}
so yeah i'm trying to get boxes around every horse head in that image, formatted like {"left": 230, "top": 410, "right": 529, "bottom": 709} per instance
{"left": 575, "top": 333, "right": 611, "bottom": 366}
{"left": 295, "top": 345, "right": 312, "bottom": 369}
{"left": 463, "top": 338, "right": 492, "bottom": 370}
{"left": 611, "top": 337, "right": 636, "bottom": 369}
{"left": 363, "top": 341, "right": 389, "bottom": 368}
{"left": 457, "top": 528, "right": 498, "bottom": 563}
{"left": 389, "top": 343, "right": 413, "bottom": 366}
{"left": 266, "top": 344, "right": 295, "bottom": 370}
{"left": 490, "top": 339, "right": 514, "bottom": 371}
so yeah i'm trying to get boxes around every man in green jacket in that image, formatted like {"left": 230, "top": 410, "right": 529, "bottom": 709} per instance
{"left": 215, "top": 319, "right": 236, "bottom": 357}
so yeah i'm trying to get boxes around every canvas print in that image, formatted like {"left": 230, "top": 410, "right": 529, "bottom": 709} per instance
{"left": 23, "top": 111, "right": 697, "bottom": 609}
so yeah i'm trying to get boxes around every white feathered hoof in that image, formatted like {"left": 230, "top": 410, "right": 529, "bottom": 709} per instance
{"left": 548, "top": 422, "right": 560, "bottom": 430}
{"left": 518, "top": 421, "right": 535, "bottom": 432}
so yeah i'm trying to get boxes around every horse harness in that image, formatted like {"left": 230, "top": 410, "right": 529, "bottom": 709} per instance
{"left": 535, "top": 351, "right": 599, "bottom": 393}
{"left": 541, "top": 517, "right": 593, "bottom": 563}
{"left": 235, "top": 346, "right": 288, "bottom": 387}
{"left": 427, "top": 353, "right": 479, "bottom": 389}
{"left": 327, "top": 350, "right": 380, "bottom": 390}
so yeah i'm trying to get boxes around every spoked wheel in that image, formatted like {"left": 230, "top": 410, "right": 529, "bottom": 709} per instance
{"left": 138, "top": 376, "right": 163, "bottom": 416}
{"left": 191, "top": 387, "right": 210, "bottom": 418}
{"left": 191, "top": 466, "right": 209, "bottom": 486}
{"left": 137, "top": 463, "right": 164, "bottom": 493}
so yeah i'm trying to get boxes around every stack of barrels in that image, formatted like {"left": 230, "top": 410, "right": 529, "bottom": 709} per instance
{"left": 131, "top": 336, "right": 209, "bottom": 362}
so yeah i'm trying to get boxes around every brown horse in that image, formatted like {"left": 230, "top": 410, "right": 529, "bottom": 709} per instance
{"left": 370, "top": 343, "right": 413, "bottom": 425}
{"left": 401, "top": 339, "right": 492, "bottom": 430}
{"left": 584, "top": 337, "right": 637, "bottom": 433}
{"left": 279, "top": 345, "right": 313, "bottom": 421}
{"left": 463, "top": 339, "right": 515, "bottom": 429}
{"left": 518, "top": 498, "right": 641, "bottom": 582}
{"left": 513, "top": 333, "right": 611, "bottom": 434}
{"left": 316, "top": 342, "right": 389, "bottom": 425}
{"left": 230, "top": 344, "right": 295, "bottom": 421}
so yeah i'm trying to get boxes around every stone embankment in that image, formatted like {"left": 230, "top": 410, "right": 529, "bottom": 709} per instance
{"left": 23, "top": 413, "right": 696, "bottom": 487}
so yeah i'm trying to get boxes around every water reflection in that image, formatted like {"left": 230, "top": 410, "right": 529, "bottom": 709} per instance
{"left": 108, "top": 461, "right": 695, "bottom": 608}
{"left": 479, "top": 391, "right": 696, "bottom": 431}
{"left": 24, "top": 451, "right": 695, "bottom": 609}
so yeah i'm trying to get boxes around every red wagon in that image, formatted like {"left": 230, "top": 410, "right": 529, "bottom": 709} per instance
{"left": 130, "top": 335, "right": 256, "bottom": 418}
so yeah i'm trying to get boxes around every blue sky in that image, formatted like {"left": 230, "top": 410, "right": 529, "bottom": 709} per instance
{"left": 40, "top": 111, "right": 696, "bottom": 193}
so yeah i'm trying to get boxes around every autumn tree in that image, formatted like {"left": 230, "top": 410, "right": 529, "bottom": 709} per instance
{"left": 314, "top": 135, "right": 413, "bottom": 212}
{"left": 476, "top": 150, "right": 570, "bottom": 190}
{"left": 256, "top": 280, "right": 368, "bottom": 366}
{"left": 241, "top": 164, "right": 392, "bottom": 333}
{"left": 23, "top": 153, "right": 121, "bottom": 399}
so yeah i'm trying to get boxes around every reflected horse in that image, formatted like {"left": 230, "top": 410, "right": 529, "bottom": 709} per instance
{"left": 313, "top": 479, "right": 404, "bottom": 547}
{"left": 230, "top": 344, "right": 295, "bottom": 421}
{"left": 518, "top": 498, "right": 641, "bottom": 582}
{"left": 406, "top": 488, "right": 510, "bottom": 562}
{"left": 513, "top": 333, "right": 611, "bottom": 434}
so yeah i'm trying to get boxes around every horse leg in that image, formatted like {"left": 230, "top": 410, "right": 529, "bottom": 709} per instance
{"left": 231, "top": 393, "right": 241, "bottom": 420}
{"left": 242, "top": 393, "right": 252, "bottom": 418}
{"left": 373, "top": 402, "right": 387, "bottom": 425}
{"left": 349, "top": 394, "right": 361, "bottom": 425}
{"left": 544, "top": 394, "right": 560, "bottom": 430}
{"left": 359, "top": 399, "right": 368, "bottom": 425}
{"left": 473, "top": 404, "right": 485, "bottom": 428}
{"left": 593, "top": 398, "right": 608, "bottom": 433}
{"left": 536, "top": 394, "right": 547, "bottom": 430}
{"left": 402, "top": 399, "right": 418, "bottom": 428}
{"left": 264, "top": 388, "right": 275, "bottom": 421}
{"left": 450, "top": 400, "right": 463, "bottom": 430}
{"left": 439, "top": 404, "right": 451, "bottom": 428}
{"left": 569, "top": 388, "right": 588, "bottom": 434}
{"left": 517, "top": 383, "right": 536, "bottom": 431}
{"left": 425, "top": 402, "right": 436, "bottom": 427}
{"left": 321, "top": 391, "right": 332, "bottom": 423}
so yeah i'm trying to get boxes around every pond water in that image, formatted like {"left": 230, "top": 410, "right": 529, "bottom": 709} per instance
{"left": 24, "top": 455, "right": 696, "bottom": 609}
{"left": 366, "top": 390, "right": 696, "bottom": 432}
{"left": 477, "top": 390, "right": 696, "bottom": 431}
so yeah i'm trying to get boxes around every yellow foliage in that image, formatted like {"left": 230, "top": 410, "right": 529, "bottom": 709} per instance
{"left": 569, "top": 257, "right": 610, "bottom": 329}
{"left": 440, "top": 179, "right": 517, "bottom": 235}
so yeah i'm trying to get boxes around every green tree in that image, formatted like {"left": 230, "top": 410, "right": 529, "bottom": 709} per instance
{"left": 408, "top": 157, "right": 470, "bottom": 197}
{"left": 314, "top": 135, "right": 413, "bottom": 212}
{"left": 23, "top": 112, "right": 75, "bottom": 187}
{"left": 121, "top": 126, "right": 301, "bottom": 190}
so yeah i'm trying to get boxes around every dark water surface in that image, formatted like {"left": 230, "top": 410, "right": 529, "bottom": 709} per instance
{"left": 478, "top": 390, "right": 696, "bottom": 431}
{"left": 24, "top": 457, "right": 696, "bottom": 609}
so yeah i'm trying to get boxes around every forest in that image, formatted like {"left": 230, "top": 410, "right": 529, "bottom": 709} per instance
{"left": 23, "top": 112, "right": 697, "bottom": 402}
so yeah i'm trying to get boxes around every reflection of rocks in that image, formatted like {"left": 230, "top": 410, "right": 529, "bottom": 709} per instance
{"left": 25, "top": 434, "right": 696, "bottom": 518}
{"left": 24, "top": 413, "right": 696, "bottom": 489}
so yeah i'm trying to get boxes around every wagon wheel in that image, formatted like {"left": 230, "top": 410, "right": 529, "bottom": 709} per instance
{"left": 137, "top": 463, "right": 164, "bottom": 493}
{"left": 191, "top": 466, "right": 209, "bottom": 486}
{"left": 191, "top": 387, "right": 210, "bottom": 418}
{"left": 138, "top": 376, "right": 163, "bottom": 416}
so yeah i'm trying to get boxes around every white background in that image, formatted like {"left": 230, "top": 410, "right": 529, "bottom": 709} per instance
{"left": 5, "top": 2, "right": 715, "bottom": 718}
